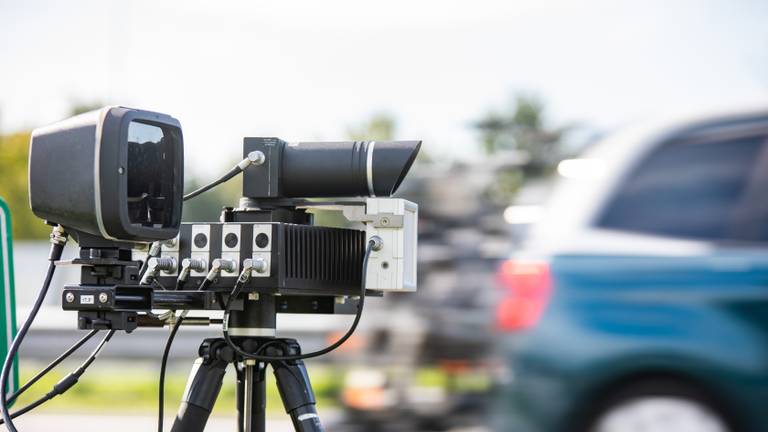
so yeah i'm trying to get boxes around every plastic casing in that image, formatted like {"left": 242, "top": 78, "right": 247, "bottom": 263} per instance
{"left": 347, "top": 198, "right": 418, "bottom": 292}
{"left": 28, "top": 106, "right": 184, "bottom": 242}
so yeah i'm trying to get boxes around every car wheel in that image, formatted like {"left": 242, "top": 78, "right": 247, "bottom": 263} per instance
{"left": 588, "top": 380, "right": 732, "bottom": 432}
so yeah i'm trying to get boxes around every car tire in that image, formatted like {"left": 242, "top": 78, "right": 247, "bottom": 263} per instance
{"left": 586, "top": 379, "right": 734, "bottom": 432}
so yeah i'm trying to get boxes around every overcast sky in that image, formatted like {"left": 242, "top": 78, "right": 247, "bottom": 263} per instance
{"left": 1, "top": 0, "right": 766, "bottom": 175}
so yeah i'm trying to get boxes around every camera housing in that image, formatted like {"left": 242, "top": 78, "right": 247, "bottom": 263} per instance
{"left": 29, "top": 106, "right": 184, "bottom": 243}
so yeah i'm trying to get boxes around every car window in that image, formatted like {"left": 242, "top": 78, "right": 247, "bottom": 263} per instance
{"left": 597, "top": 131, "right": 768, "bottom": 243}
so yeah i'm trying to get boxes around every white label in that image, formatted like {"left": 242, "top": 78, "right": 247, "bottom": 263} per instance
{"left": 80, "top": 295, "right": 94, "bottom": 305}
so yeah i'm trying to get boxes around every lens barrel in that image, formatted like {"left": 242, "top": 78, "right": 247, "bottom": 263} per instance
{"left": 242, "top": 138, "right": 421, "bottom": 199}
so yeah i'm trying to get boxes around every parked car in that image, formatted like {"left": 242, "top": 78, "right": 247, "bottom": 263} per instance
{"left": 496, "top": 106, "right": 768, "bottom": 432}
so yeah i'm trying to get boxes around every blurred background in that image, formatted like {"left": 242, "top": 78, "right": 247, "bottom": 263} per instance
{"left": 1, "top": 0, "right": 768, "bottom": 431}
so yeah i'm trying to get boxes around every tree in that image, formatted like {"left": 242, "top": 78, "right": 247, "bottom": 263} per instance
{"left": 0, "top": 132, "right": 50, "bottom": 239}
{"left": 70, "top": 102, "right": 104, "bottom": 116}
{"left": 474, "top": 94, "right": 568, "bottom": 176}
{"left": 473, "top": 94, "right": 570, "bottom": 203}
{"left": 181, "top": 167, "right": 243, "bottom": 223}
{"left": 346, "top": 113, "right": 396, "bottom": 141}
{"left": 347, "top": 112, "right": 431, "bottom": 164}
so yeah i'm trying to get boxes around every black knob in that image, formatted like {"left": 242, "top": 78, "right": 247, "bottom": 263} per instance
{"left": 193, "top": 233, "right": 208, "bottom": 248}
{"left": 224, "top": 233, "right": 239, "bottom": 248}
{"left": 255, "top": 233, "right": 269, "bottom": 248}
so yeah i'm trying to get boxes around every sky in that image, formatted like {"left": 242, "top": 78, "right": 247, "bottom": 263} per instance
{"left": 1, "top": 0, "right": 767, "bottom": 176}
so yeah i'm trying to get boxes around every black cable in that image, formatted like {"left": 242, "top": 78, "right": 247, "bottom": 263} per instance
{"left": 0, "top": 329, "right": 114, "bottom": 426}
{"left": 1, "top": 250, "right": 60, "bottom": 432}
{"left": 183, "top": 166, "right": 241, "bottom": 202}
{"left": 7, "top": 329, "right": 99, "bottom": 405}
{"left": 152, "top": 278, "right": 170, "bottom": 291}
{"left": 138, "top": 253, "right": 152, "bottom": 279}
{"left": 158, "top": 314, "right": 184, "bottom": 432}
{"left": 0, "top": 397, "right": 46, "bottom": 425}
{"left": 221, "top": 240, "right": 375, "bottom": 361}
{"left": 196, "top": 278, "right": 212, "bottom": 291}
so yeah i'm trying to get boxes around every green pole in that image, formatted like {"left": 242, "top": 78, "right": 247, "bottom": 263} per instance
{"left": 0, "top": 197, "right": 19, "bottom": 399}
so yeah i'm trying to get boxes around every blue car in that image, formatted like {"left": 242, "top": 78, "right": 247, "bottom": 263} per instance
{"left": 496, "top": 107, "right": 768, "bottom": 432}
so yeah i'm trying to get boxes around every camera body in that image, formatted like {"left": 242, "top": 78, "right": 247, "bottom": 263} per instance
{"left": 28, "top": 107, "right": 420, "bottom": 331}
{"left": 29, "top": 106, "right": 184, "bottom": 243}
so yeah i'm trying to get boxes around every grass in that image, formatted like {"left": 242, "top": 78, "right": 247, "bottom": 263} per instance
{"left": 11, "top": 361, "right": 490, "bottom": 417}
{"left": 12, "top": 361, "right": 342, "bottom": 416}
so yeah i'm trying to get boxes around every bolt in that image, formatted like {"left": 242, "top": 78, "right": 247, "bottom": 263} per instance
{"left": 99, "top": 293, "right": 109, "bottom": 303}
{"left": 65, "top": 292, "right": 75, "bottom": 303}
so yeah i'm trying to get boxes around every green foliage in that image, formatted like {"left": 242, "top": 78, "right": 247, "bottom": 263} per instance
{"left": 473, "top": 94, "right": 570, "bottom": 202}
{"left": 181, "top": 168, "right": 243, "bottom": 223}
{"left": 346, "top": 113, "right": 396, "bottom": 141}
{"left": 15, "top": 363, "right": 340, "bottom": 414}
{"left": 474, "top": 94, "right": 566, "bottom": 170}
{"left": 70, "top": 102, "right": 104, "bottom": 116}
{"left": 0, "top": 132, "right": 49, "bottom": 240}
{"left": 347, "top": 112, "right": 432, "bottom": 165}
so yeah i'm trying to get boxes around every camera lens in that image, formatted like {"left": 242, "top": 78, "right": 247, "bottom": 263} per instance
{"left": 127, "top": 120, "right": 180, "bottom": 227}
{"left": 242, "top": 138, "right": 421, "bottom": 199}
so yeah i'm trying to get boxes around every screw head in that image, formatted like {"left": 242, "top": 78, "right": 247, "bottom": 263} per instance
{"left": 98, "top": 293, "right": 109, "bottom": 304}
{"left": 65, "top": 292, "right": 75, "bottom": 303}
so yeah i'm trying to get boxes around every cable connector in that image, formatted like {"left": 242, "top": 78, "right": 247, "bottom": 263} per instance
{"left": 141, "top": 257, "right": 177, "bottom": 285}
{"left": 176, "top": 258, "right": 208, "bottom": 289}
{"left": 207, "top": 259, "right": 236, "bottom": 280}
{"left": 49, "top": 225, "right": 68, "bottom": 246}
{"left": 184, "top": 150, "right": 266, "bottom": 202}
{"left": 368, "top": 235, "right": 384, "bottom": 251}
{"left": 148, "top": 241, "right": 162, "bottom": 258}
{"left": 48, "top": 225, "right": 68, "bottom": 261}
{"left": 238, "top": 151, "right": 266, "bottom": 170}
{"left": 239, "top": 259, "right": 255, "bottom": 283}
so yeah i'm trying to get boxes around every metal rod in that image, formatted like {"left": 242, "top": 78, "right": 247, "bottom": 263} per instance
{"left": 244, "top": 364, "right": 254, "bottom": 432}
{"left": 241, "top": 361, "right": 266, "bottom": 432}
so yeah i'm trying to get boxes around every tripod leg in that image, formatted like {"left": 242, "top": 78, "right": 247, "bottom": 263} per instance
{"left": 236, "top": 365, "right": 245, "bottom": 432}
{"left": 171, "top": 356, "right": 228, "bottom": 432}
{"left": 272, "top": 357, "right": 324, "bottom": 432}
{"left": 243, "top": 361, "right": 267, "bottom": 432}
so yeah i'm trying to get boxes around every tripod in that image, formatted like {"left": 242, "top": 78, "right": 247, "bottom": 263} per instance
{"left": 170, "top": 337, "right": 323, "bottom": 432}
